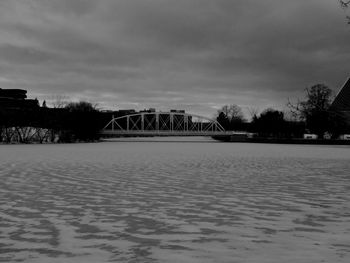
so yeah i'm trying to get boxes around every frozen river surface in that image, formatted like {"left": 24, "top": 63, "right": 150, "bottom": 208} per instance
{"left": 1, "top": 138, "right": 350, "bottom": 262}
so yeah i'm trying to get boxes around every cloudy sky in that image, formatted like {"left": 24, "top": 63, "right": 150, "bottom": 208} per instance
{"left": 0, "top": 0, "right": 349, "bottom": 118}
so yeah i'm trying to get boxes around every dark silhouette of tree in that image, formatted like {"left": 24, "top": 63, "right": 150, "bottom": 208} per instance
{"left": 34, "top": 98, "right": 39, "bottom": 107}
{"left": 1, "top": 92, "right": 106, "bottom": 143}
{"left": 216, "top": 111, "right": 230, "bottom": 130}
{"left": 301, "top": 84, "right": 332, "bottom": 112}
{"left": 63, "top": 101, "right": 103, "bottom": 141}
{"left": 287, "top": 84, "right": 347, "bottom": 138}
{"left": 216, "top": 104, "right": 245, "bottom": 130}
{"left": 51, "top": 95, "right": 69, "bottom": 108}
{"left": 251, "top": 108, "right": 287, "bottom": 137}
{"left": 327, "top": 111, "right": 348, "bottom": 137}
{"left": 248, "top": 107, "right": 259, "bottom": 120}
{"left": 300, "top": 84, "right": 332, "bottom": 137}
{"left": 66, "top": 101, "right": 98, "bottom": 113}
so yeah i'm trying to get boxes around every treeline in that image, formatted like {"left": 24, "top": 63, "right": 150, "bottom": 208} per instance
{"left": 216, "top": 84, "right": 349, "bottom": 139}
{"left": 216, "top": 106, "right": 306, "bottom": 138}
{"left": 0, "top": 102, "right": 106, "bottom": 143}
{"left": 2, "top": 82, "right": 349, "bottom": 143}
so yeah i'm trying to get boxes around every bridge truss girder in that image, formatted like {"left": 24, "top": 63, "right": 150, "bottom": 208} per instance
{"left": 103, "top": 112, "right": 225, "bottom": 134}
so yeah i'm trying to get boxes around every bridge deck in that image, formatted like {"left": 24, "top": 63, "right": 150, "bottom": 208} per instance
{"left": 100, "top": 130, "right": 240, "bottom": 137}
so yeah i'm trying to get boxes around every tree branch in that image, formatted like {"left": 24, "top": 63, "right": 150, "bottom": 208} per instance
{"left": 340, "top": 0, "right": 350, "bottom": 8}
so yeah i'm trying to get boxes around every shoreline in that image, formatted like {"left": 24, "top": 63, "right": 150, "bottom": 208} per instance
{"left": 2, "top": 137, "right": 350, "bottom": 145}
{"left": 213, "top": 135, "right": 350, "bottom": 145}
{"left": 0, "top": 140, "right": 101, "bottom": 145}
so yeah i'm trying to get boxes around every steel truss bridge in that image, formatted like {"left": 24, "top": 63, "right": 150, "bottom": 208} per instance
{"left": 101, "top": 112, "right": 234, "bottom": 137}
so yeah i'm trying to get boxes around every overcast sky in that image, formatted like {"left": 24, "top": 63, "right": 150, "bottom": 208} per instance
{"left": 0, "top": 0, "right": 349, "bottom": 118}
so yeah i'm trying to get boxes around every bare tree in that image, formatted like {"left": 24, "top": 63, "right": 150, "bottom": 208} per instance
{"left": 50, "top": 95, "right": 69, "bottom": 108}
{"left": 248, "top": 107, "right": 259, "bottom": 120}
{"left": 287, "top": 84, "right": 336, "bottom": 137}
{"left": 340, "top": 0, "right": 350, "bottom": 8}
{"left": 287, "top": 84, "right": 333, "bottom": 121}
{"left": 15, "top": 127, "right": 35, "bottom": 143}
{"left": 287, "top": 98, "right": 305, "bottom": 121}
{"left": 217, "top": 104, "right": 245, "bottom": 122}
{"left": 28, "top": 128, "right": 51, "bottom": 143}
{"left": 339, "top": 0, "right": 350, "bottom": 23}
{"left": 1, "top": 127, "right": 16, "bottom": 143}
{"left": 216, "top": 104, "right": 246, "bottom": 131}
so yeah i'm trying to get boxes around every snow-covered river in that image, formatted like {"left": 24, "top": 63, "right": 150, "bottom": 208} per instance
{"left": 1, "top": 138, "right": 350, "bottom": 262}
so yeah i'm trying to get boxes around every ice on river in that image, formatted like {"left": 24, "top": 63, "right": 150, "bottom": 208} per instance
{"left": 1, "top": 139, "right": 350, "bottom": 262}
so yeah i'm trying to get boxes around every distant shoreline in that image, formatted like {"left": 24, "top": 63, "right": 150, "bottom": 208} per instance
{"left": 213, "top": 136, "right": 350, "bottom": 145}
{"left": 2, "top": 137, "right": 350, "bottom": 145}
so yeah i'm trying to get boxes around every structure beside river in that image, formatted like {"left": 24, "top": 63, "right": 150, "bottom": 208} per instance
{"left": 0, "top": 88, "right": 39, "bottom": 109}
{"left": 331, "top": 77, "right": 350, "bottom": 125}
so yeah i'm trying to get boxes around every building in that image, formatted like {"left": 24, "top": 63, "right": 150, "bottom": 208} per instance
{"left": 140, "top": 108, "right": 156, "bottom": 113}
{"left": 330, "top": 77, "right": 350, "bottom": 125}
{"left": 331, "top": 78, "right": 350, "bottom": 111}
{"left": 0, "top": 88, "right": 27, "bottom": 99}
{"left": 170, "top": 109, "right": 185, "bottom": 113}
{"left": 0, "top": 88, "right": 39, "bottom": 109}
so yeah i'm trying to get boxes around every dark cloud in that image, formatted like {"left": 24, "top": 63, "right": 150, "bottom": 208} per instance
{"left": 0, "top": 0, "right": 349, "bottom": 117}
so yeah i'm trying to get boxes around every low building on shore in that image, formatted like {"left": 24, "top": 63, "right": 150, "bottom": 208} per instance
{"left": 0, "top": 88, "right": 39, "bottom": 109}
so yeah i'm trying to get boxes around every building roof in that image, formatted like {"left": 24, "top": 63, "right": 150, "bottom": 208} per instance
{"left": 0, "top": 88, "right": 27, "bottom": 100}
{"left": 331, "top": 77, "right": 350, "bottom": 111}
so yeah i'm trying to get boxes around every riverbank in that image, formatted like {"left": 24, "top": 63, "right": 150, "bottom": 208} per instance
{"left": 212, "top": 135, "right": 350, "bottom": 145}
{"left": 2, "top": 135, "right": 350, "bottom": 145}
